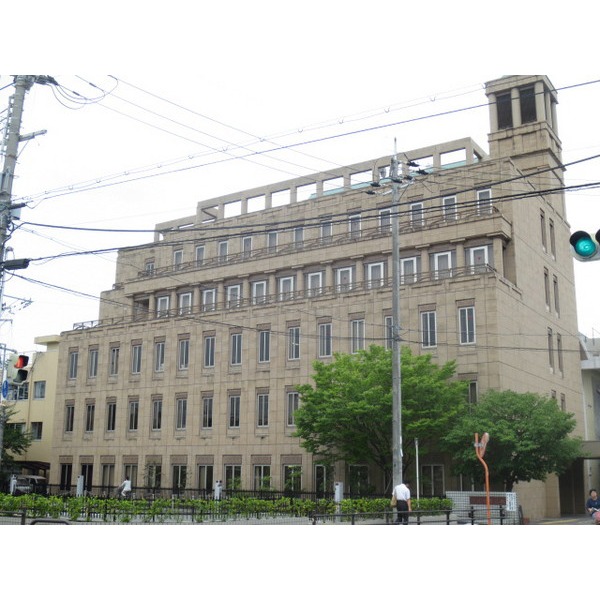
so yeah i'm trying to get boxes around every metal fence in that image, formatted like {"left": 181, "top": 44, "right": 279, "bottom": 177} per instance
{"left": 1, "top": 506, "right": 517, "bottom": 525}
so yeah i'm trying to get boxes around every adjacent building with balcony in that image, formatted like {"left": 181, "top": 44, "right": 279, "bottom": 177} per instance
{"left": 49, "top": 75, "right": 583, "bottom": 519}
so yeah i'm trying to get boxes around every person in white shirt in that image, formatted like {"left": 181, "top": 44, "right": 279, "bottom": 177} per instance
{"left": 120, "top": 476, "right": 132, "bottom": 499}
{"left": 392, "top": 480, "right": 412, "bottom": 524}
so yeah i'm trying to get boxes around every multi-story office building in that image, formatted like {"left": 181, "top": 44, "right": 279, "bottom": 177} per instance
{"left": 50, "top": 75, "right": 583, "bottom": 519}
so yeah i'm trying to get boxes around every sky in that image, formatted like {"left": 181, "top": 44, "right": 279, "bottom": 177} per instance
{"left": 2, "top": 5, "right": 600, "bottom": 362}
{"left": 5, "top": 0, "right": 599, "bottom": 586}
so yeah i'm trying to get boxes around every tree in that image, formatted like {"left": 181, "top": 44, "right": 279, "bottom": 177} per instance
{"left": 294, "top": 345, "right": 468, "bottom": 488}
{"left": 0, "top": 407, "right": 32, "bottom": 482}
{"left": 443, "top": 390, "right": 582, "bottom": 491}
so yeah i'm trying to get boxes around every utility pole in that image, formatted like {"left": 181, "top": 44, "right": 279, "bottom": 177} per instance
{"left": 390, "top": 147, "right": 403, "bottom": 489}
{"left": 0, "top": 75, "right": 50, "bottom": 479}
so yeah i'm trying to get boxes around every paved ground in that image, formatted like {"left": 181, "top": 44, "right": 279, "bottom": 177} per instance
{"left": 531, "top": 514, "right": 594, "bottom": 525}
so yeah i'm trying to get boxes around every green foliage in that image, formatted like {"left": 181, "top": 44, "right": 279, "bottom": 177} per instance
{"left": 0, "top": 493, "right": 453, "bottom": 522}
{"left": 443, "top": 389, "right": 582, "bottom": 491}
{"left": 295, "top": 345, "right": 467, "bottom": 482}
{"left": 0, "top": 407, "right": 33, "bottom": 479}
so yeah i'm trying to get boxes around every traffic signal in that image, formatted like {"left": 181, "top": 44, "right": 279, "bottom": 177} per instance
{"left": 570, "top": 230, "right": 600, "bottom": 261}
{"left": 9, "top": 354, "right": 29, "bottom": 384}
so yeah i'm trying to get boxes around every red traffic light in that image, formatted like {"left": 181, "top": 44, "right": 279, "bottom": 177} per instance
{"left": 14, "top": 355, "right": 29, "bottom": 369}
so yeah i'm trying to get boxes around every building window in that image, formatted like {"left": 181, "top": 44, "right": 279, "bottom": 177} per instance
{"left": 204, "top": 335, "right": 216, "bottom": 367}
{"left": 379, "top": 208, "right": 391, "bottom": 232}
{"left": 278, "top": 276, "right": 295, "bottom": 301}
{"left": 351, "top": 319, "right": 365, "bottom": 353}
{"left": 459, "top": 306, "right": 476, "bottom": 345}
{"left": 225, "top": 465, "right": 241, "bottom": 490}
{"left": 195, "top": 245, "right": 205, "bottom": 265}
{"left": 318, "top": 323, "right": 332, "bottom": 357}
{"left": 320, "top": 220, "right": 333, "bottom": 243}
{"left": 178, "top": 338, "right": 190, "bottom": 371}
{"left": 468, "top": 246, "right": 490, "bottom": 273}
{"left": 366, "top": 262, "right": 385, "bottom": 288}
{"left": 60, "top": 463, "right": 73, "bottom": 491}
{"left": 68, "top": 351, "right": 78, "bottom": 380}
{"left": 65, "top": 404, "right": 75, "bottom": 433}
{"left": 154, "top": 341, "right": 165, "bottom": 372}
{"left": 540, "top": 210, "right": 547, "bottom": 252}
{"left": 335, "top": 267, "right": 353, "bottom": 292}
{"left": 443, "top": 196, "right": 457, "bottom": 220}
{"left": 101, "top": 464, "right": 115, "bottom": 491}
{"left": 109, "top": 346, "right": 120, "bottom": 376}
{"left": 549, "top": 218, "right": 556, "bottom": 258}
{"left": 85, "top": 403, "right": 95, "bottom": 433}
{"left": 242, "top": 235, "right": 252, "bottom": 258}
{"left": 267, "top": 231, "right": 278, "bottom": 253}
{"left": 131, "top": 344, "right": 142, "bottom": 374}
{"left": 421, "top": 311, "right": 437, "bottom": 348}
{"left": 547, "top": 328, "right": 555, "bottom": 370}
{"left": 202, "top": 288, "right": 216, "bottom": 311}
{"left": 257, "top": 393, "right": 269, "bottom": 427}
{"left": 230, "top": 333, "right": 242, "bottom": 365}
{"left": 496, "top": 92, "right": 513, "bottom": 129}
{"left": 156, "top": 295, "right": 170, "bottom": 318}
{"left": 258, "top": 330, "right": 270, "bottom": 363}
{"left": 88, "top": 349, "right": 98, "bottom": 378}
{"left": 410, "top": 202, "right": 424, "bottom": 227}
{"left": 553, "top": 275, "right": 560, "bottom": 315}
{"left": 33, "top": 380, "right": 46, "bottom": 399}
{"left": 176, "top": 397, "right": 187, "bottom": 430}
{"left": 226, "top": 284, "right": 242, "bottom": 309}
{"left": 348, "top": 213, "right": 361, "bottom": 239}
{"left": 284, "top": 466, "right": 302, "bottom": 492}
{"left": 202, "top": 396, "right": 213, "bottom": 429}
{"left": 128, "top": 399, "right": 139, "bottom": 431}
{"left": 306, "top": 271, "right": 323, "bottom": 297}
{"left": 557, "top": 333, "right": 564, "bottom": 374}
{"left": 468, "top": 381, "right": 478, "bottom": 404}
{"left": 178, "top": 292, "right": 192, "bottom": 315}
{"left": 198, "top": 465, "right": 213, "bottom": 491}
{"left": 254, "top": 465, "right": 271, "bottom": 490}
{"left": 476, "top": 189, "right": 492, "bottom": 214}
{"left": 399, "top": 257, "right": 418, "bottom": 284}
{"left": 218, "top": 240, "right": 228, "bottom": 263}
{"left": 288, "top": 326, "right": 300, "bottom": 360}
{"left": 433, "top": 251, "right": 453, "bottom": 279}
{"left": 173, "top": 249, "right": 183, "bottom": 270}
{"left": 252, "top": 280, "right": 267, "bottom": 304}
{"left": 152, "top": 397, "right": 162, "bottom": 431}
{"left": 229, "top": 395, "right": 241, "bottom": 428}
{"left": 293, "top": 226, "right": 304, "bottom": 249}
{"left": 544, "top": 268, "right": 551, "bottom": 308}
{"left": 106, "top": 401, "right": 116, "bottom": 432}
{"left": 287, "top": 391, "right": 299, "bottom": 427}
{"left": 519, "top": 85, "right": 536, "bottom": 123}
{"left": 31, "top": 422, "right": 43, "bottom": 441}
{"left": 145, "top": 260, "right": 155, "bottom": 275}
{"left": 172, "top": 465, "right": 187, "bottom": 493}
{"left": 146, "top": 464, "right": 161, "bottom": 489}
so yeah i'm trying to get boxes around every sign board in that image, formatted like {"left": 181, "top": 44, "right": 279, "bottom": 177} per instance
{"left": 1, "top": 379, "right": 8, "bottom": 399}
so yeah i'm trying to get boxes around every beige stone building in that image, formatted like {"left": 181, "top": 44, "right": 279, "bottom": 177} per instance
{"left": 49, "top": 75, "right": 583, "bottom": 519}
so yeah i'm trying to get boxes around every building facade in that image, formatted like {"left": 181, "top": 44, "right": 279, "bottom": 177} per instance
{"left": 50, "top": 75, "right": 583, "bottom": 519}
{"left": 5, "top": 335, "right": 60, "bottom": 478}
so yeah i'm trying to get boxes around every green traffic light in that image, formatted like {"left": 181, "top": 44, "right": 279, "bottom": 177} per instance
{"left": 575, "top": 237, "right": 597, "bottom": 257}
{"left": 570, "top": 230, "right": 599, "bottom": 260}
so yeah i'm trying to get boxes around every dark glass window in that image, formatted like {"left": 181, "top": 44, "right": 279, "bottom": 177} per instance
{"left": 496, "top": 92, "right": 513, "bottom": 129}
{"left": 519, "top": 86, "right": 536, "bottom": 123}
